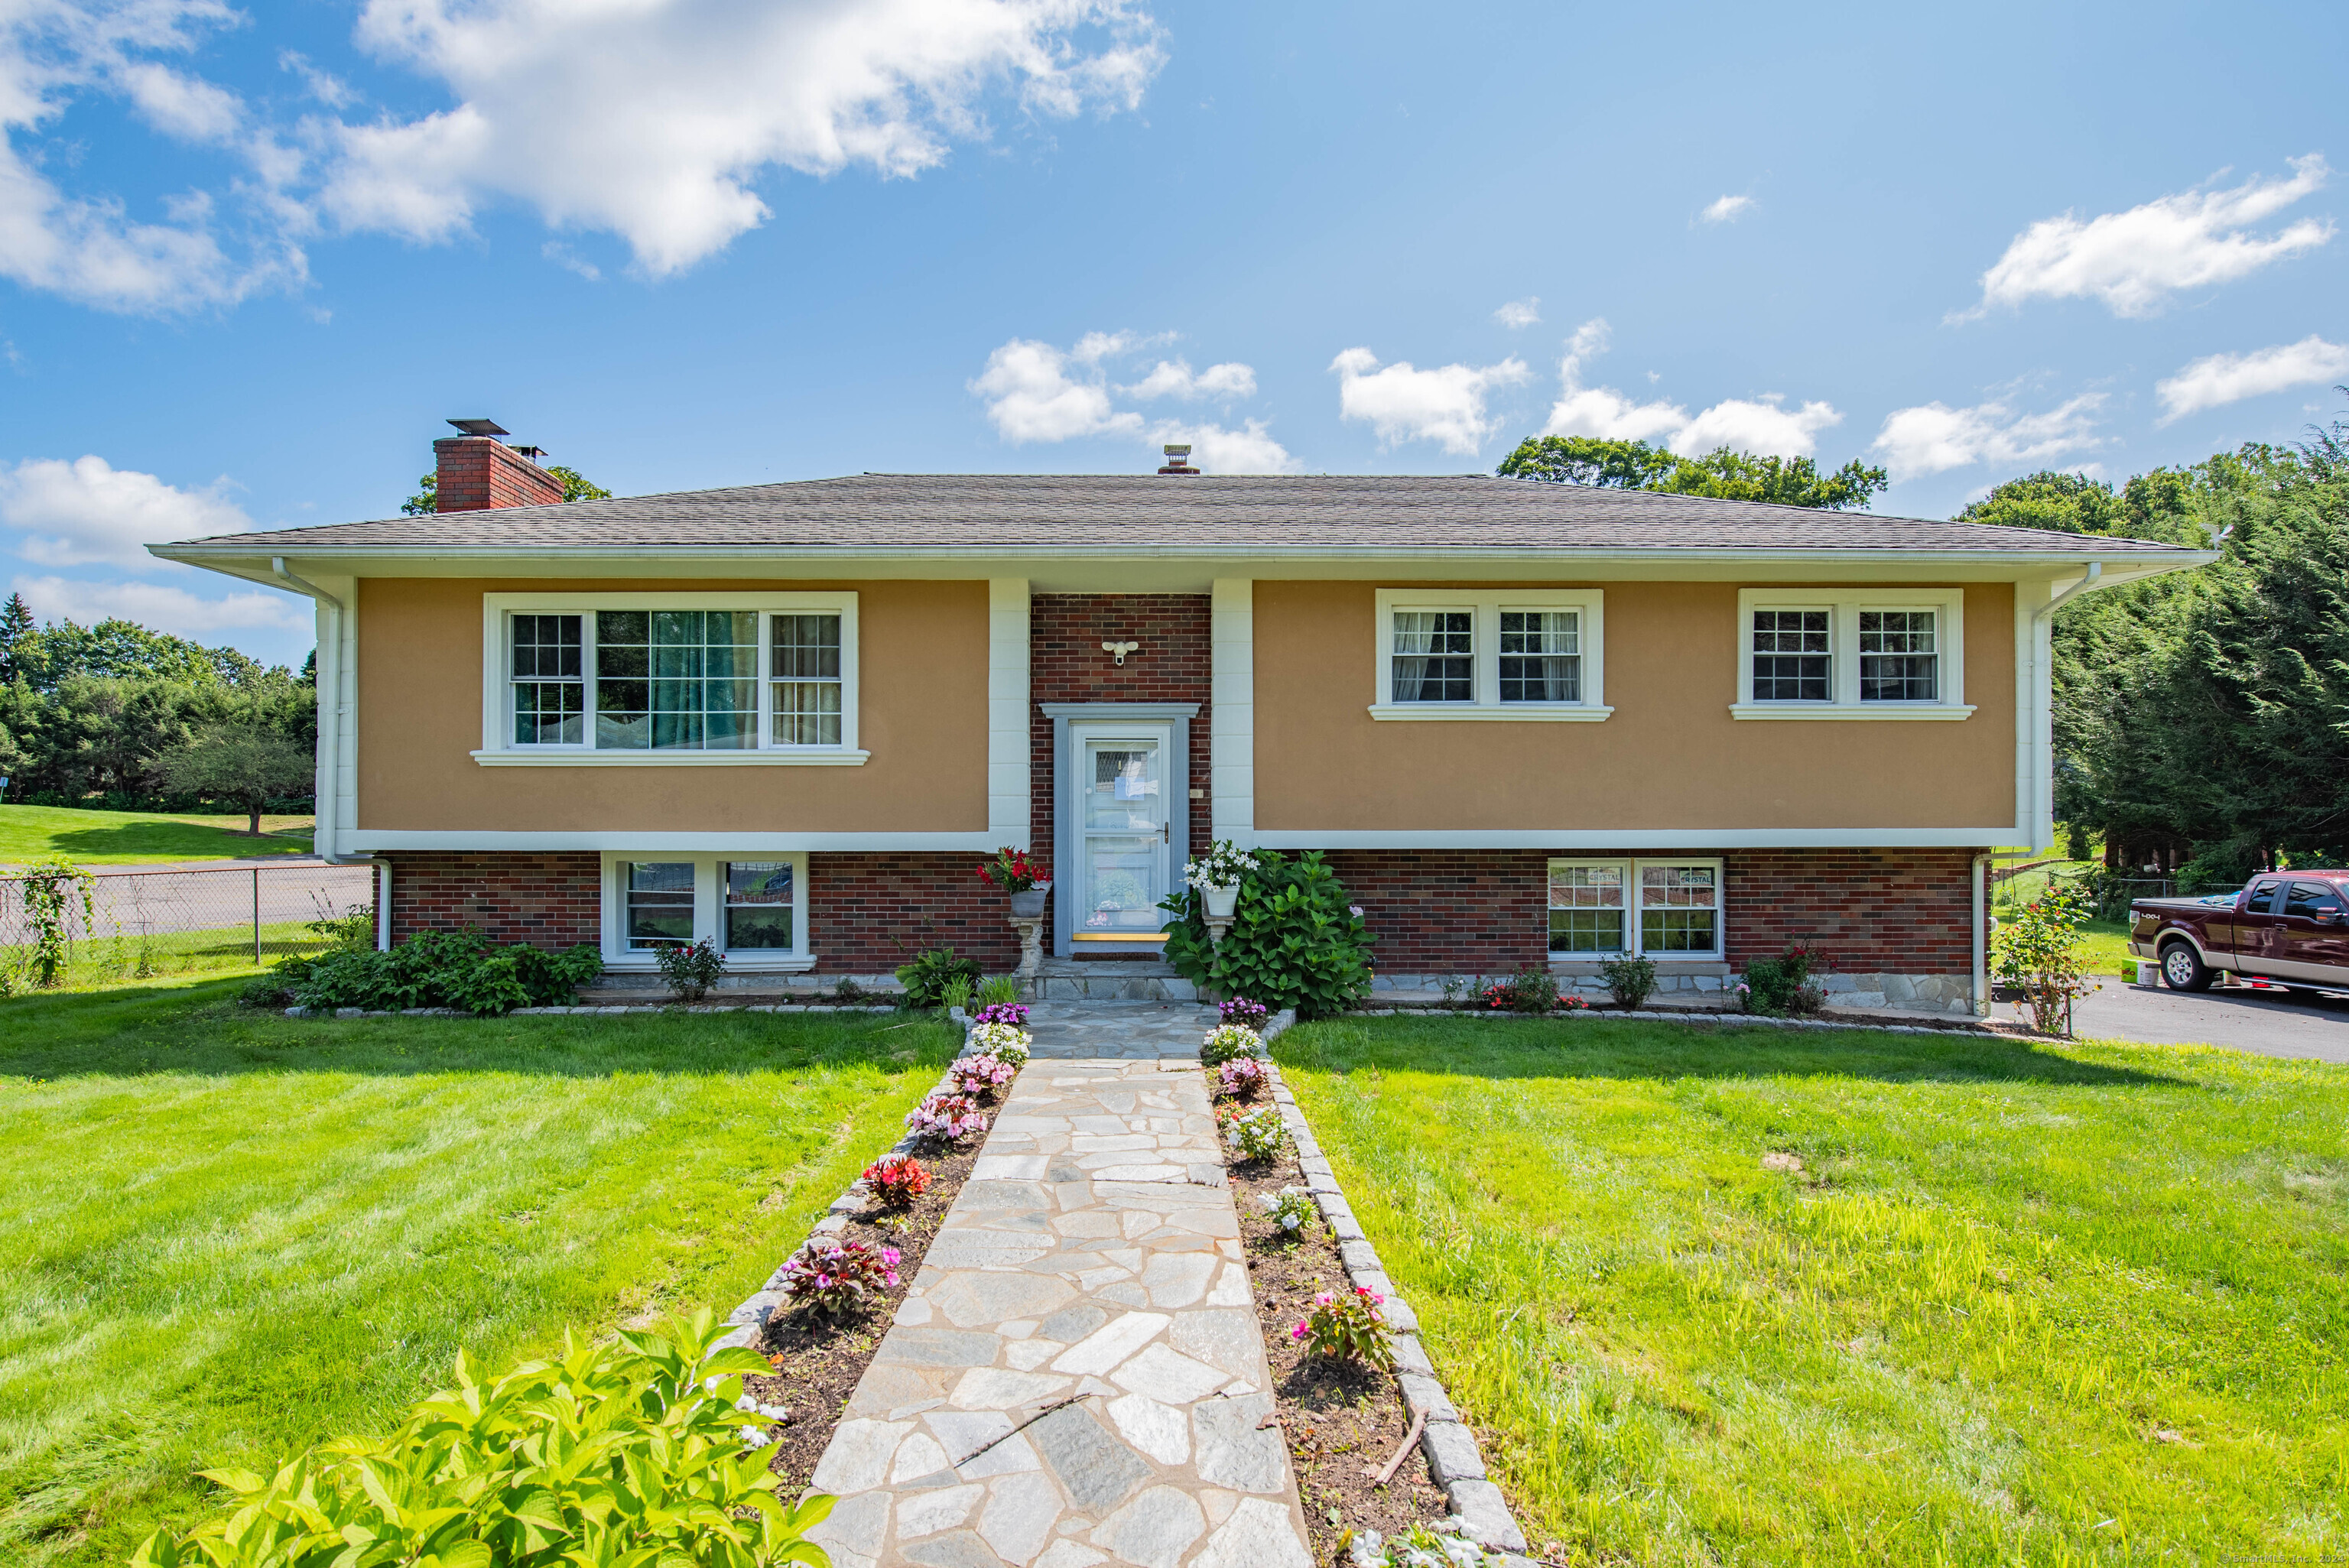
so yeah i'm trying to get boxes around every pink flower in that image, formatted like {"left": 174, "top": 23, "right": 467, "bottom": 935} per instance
{"left": 1290, "top": 1322, "right": 1308, "bottom": 1341}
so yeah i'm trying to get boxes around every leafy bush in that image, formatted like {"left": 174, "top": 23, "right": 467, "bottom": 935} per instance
{"left": 862, "top": 1154, "right": 931, "bottom": 1209}
{"left": 1161, "top": 850, "right": 1376, "bottom": 1018}
{"left": 1482, "top": 967, "right": 1559, "bottom": 1012}
{"left": 304, "top": 898, "right": 375, "bottom": 953}
{"left": 950, "top": 1052, "right": 1018, "bottom": 1100}
{"left": 1740, "top": 941, "right": 1828, "bottom": 1018}
{"left": 906, "top": 1092, "right": 989, "bottom": 1144}
{"left": 292, "top": 930, "right": 602, "bottom": 1016}
{"left": 1201, "top": 1023, "right": 1265, "bottom": 1066}
{"left": 896, "top": 946, "right": 982, "bottom": 1008}
{"left": 1219, "top": 995, "right": 1269, "bottom": 1030}
{"left": 128, "top": 1308, "right": 832, "bottom": 1568}
{"left": 1258, "top": 1185, "right": 1317, "bottom": 1240}
{"left": 779, "top": 1238, "right": 901, "bottom": 1320}
{"left": 1994, "top": 881, "right": 2100, "bottom": 1037}
{"left": 656, "top": 937, "right": 726, "bottom": 1002}
{"left": 1600, "top": 953, "right": 1659, "bottom": 1008}
{"left": 937, "top": 974, "right": 974, "bottom": 1014}
{"left": 1219, "top": 1103, "right": 1290, "bottom": 1162}
{"left": 1212, "top": 1056, "right": 1266, "bottom": 1101}
{"left": 974, "top": 975, "right": 1022, "bottom": 1008}
{"left": 1291, "top": 1285, "right": 1395, "bottom": 1371}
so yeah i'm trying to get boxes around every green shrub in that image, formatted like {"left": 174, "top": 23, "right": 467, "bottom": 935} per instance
{"left": 1160, "top": 850, "right": 1376, "bottom": 1018}
{"left": 1481, "top": 967, "right": 1560, "bottom": 1012}
{"left": 129, "top": 1308, "right": 834, "bottom": 1568}
{"left": 896, "top": 946, "right": 982, "bottom": 1008}
{"left": 974, "top": 975, "right": 1021, "bottom": 1008}
{"left": 291, "top": 930, "right": 601, "bottom": 1016}
{"left": 1739, "top": 942, "right": 1826, "bottom": 1017}
{"left": 1993, "top": 880, "right": 2099, "bottom": 1037}
{"left": 655, "top": 937, "right": 726, "bottom": 1002}
{"left": 1600, "top": 953, "right": 1658, "bottom": 1008}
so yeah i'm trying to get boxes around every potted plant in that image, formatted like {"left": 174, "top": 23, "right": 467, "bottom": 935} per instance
{"left": 977, "top": 847, "right": 1052, "bottom": 917}
{"left": 1185, "top": 839, "right": 1259, "bottom": 919}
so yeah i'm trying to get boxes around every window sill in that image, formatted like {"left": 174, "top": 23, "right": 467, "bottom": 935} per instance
{"left": 603, "top": 953, "right": 818, "bottom": 972}
{"left": 473, "top": 748, "right": 870, "bottom": 766}
{"left": 1550, "top": 957, "right": 1727, "bottom": 975}
{"left": 1727, "top": 703, "right": 1974, "bottom": 722}
{"left": 1367, "top": 703, "right": 1613, "bottom": 723}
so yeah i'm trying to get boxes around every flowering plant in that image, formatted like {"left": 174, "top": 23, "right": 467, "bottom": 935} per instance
{"left": 973, "top": 1000, "right": 1029, "bottom": 1028}
{"left": 1219, "top": 1103, "right": 1290, "bottom": 1162}
{"left": 950, "top": 1052, "right": 1018, "bottom": 1100}
{"left": 780, "top": 1237, "right": 900, "bottom": 1318}
{"left": 1212, "top": 1056, "right": 1266, "bottom": 1101}
{"left": 1218, "top": 995, "right": 1269, "bottom": 1030}
{"left": 967, "top": 1018, "right": 1032, "bottom": 1064}
{"left": 862, "top": 1153, "right": 931, "bottom": 1209}
{"left": 1200, "top": 1023, "right": 1265, "bottom": 1066}
{"left": 1291, "top": 1284, "right": 1395, "bottom": 1370}
{"left": 906, "top": 1092, "right": 989, "bottom": 1144}
{"left": 1347, "top": 1523, "right": 1504, "bottom": 1567}
{"left": 1481, "top": 967, "right": 1560, "bottom": 1013}
{"left": 1259, "top": 1185, "right": 1317, "bottom": 1239}
{"left": 976, "top": 847, "right": 1051, "bottom": 892}
{"left": 1185, "top": 839, "right": 1260, "bottom": 890}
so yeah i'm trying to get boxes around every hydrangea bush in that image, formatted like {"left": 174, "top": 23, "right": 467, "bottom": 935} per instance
{"left": 906, "top": 1092, "right": 989, "bottom": 1144}
{"left": 1212, "top": 1056, "right": 1266, "bottom": 1101}
{"left": 1259, "top": 1186, "right": 1317, "bottom": 1239}
{"left": 780, "top": 1237, "right": 901, "bottom": 1319}
{"left": 1201, "top": 1023, "right": 1265, "bottom": 1066}
{"left": 1219, "top": 1103, "right": 1290, "bottom": 1162}
{"left": 862, "top": 1153, "right": 931, "bottom": 1209}
{"left": 950, "top": 1052, "right": 1018, "bottom": 1100}
{"left": 1292, "top": 1284, "right": 1395, "bottom": 1370}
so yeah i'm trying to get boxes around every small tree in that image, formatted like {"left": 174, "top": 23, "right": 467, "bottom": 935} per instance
{"left": 155, "top": 720, "right": 314, "bottom": 835}
{"left": 404, "top": 464, "right": 610, "bottom": 515}
{"left": 1993, "top": 880, "right": 2100, "bottom": 1037}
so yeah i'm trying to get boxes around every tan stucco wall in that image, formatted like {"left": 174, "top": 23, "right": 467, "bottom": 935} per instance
{"left": 354, "top": 577, "right": 988, "bottom": 832}
{"left": 1253, "top": 581, "right": 2016, "bottom": 832}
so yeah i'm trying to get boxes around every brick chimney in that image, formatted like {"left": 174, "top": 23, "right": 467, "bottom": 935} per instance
{"left": 433, "top": 418, "right": 564, "bottom": 511}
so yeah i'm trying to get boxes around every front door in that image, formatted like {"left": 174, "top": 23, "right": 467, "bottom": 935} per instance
{"left": 1073, "top": 726, "right": 1171, "bottom": 949}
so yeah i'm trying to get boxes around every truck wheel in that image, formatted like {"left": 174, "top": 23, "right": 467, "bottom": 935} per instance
{"left": 2159, "top": 942, "right": 2214, "bottom": 992}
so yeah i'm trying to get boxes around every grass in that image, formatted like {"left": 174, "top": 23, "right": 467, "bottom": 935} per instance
{"left": 3, "top": 920, "right": 343, "bottom": 995}
{"left": 0, "top": 804, "right": 313, "bottom": 867}
{"left": 0, "top": 979, "right": 959, "bottom": 1566}
{"left": 1276, "top": 1014, "right": 2349, "bottom": 1566}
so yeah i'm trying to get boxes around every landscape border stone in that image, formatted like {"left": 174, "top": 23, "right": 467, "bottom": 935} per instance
{"left": 285, "top": 1002, "right": 904, "bottom": 1018}
{"left": 1345, "top": 1004, "right": 1999, "bottom": 1036}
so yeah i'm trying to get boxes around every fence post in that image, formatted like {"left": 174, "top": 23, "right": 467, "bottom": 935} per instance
{"left": 253, "top": 867, "right": 262, "bottom": 964}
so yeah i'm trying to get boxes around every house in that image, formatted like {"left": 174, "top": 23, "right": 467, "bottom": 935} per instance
{"left": 152, "top": 428, "right": 2212, "bottom": 1012}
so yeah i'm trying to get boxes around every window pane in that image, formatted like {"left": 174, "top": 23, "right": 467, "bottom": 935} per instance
{"left": 512, "top": 614, "right": 584, "bottom": 745}
{"left": 1753, "top": 609, "right": 1831, "bottom": 702}
{"left": 1548, "top": 863, "right": 1624, "bottom": 909}
{"left": 1500, "top": 610, "right": 1580, "bottom": 702}
{"left": 625, "top": 862, "right": 695, "bottom": 948}
{"left": 1549, "top": 908, "right": 1626, "bottom": 953}
{"left": 1639, "top": 865, "right": 1718, "bottom": 953}
{"left": 1859, "top": 610, "right": 1938, "bottom": 702}
{"left": 1392, "top": 610, "right": 1473, "bottom": 702}
{"left": 723, "top": 861, "right": 794, "bottom": 950}
{"left": 771, "top": 615, "right": 843, "bottom": 745}
{"left": 772, "top": 680, "right": 842, "bottom": 746}
{"left": 596, "top": 608, "right": 761, "bottom": 750}
{"left": 1641, "top": 908, "right": 1719, "bottom": 952}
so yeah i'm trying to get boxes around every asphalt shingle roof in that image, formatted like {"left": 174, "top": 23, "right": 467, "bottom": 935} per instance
{"left": 155, "top": 472, "right": 2198, "bottom": 556}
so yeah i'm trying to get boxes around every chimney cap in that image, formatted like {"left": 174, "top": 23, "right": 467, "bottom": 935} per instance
{"left": 1162, "top": 443, "right": 1191, "bottom": 459}
{"left": 512, "top": 445, "right": 547, "bottom": 462}
{"left": 447, "top": 417, "right": 509, "bottom": 438}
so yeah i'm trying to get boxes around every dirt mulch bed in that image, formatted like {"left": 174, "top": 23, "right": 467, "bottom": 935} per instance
{"left": 741, "top": 1134, "right": 981, "bottom": 1491}
{"left": 1220, "top": 1095, "right": 1450, "bottom": 1561}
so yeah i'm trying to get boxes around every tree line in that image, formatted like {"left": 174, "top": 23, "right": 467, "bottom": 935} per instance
{"left": 1498, "top": 414, "right": 2349, "bottom": 884}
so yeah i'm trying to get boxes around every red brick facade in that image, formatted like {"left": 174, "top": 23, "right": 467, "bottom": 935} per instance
{"left": 1327, "top": 846, "right": 1981, "bottom": 976}
{"left": 1028, "top": 594, "right": 1212, "bottom": 921}
{"left": 387, "top": 851, "right": 600, "bottom": 945}
{"left": 808, "top": 852, "right": 1020, "bottom": 972}
{"left": 432, "top": 436, "right": 564, "bottom": 512}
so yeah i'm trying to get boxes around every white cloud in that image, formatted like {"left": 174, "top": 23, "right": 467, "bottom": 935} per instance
{"left": 1700, "top": 193, "right": 1753, "bottom": 224}
{"left": 1869, "top": 394, "right": 2104, "bottom": 481}
{"left": 1123, "top": 357, "right": 1256, "bottom": 401}
{"left": 541, "top": 240, "right": 600, "bottom": 281}
{"left": 323, "top": 0, "right": 1165, "bottom": 276}
{"left": 1538, "top": 316, "right": 1840, "bottom": 458}
{"left": 11, "top": 574, "right": 309, "bottom": 636}
{"left": 970, "top": 337, "right": 1142, "bottom": 443}
{"left": 2155, "top": 335, "right": 2349, "bottom": 424}
{"left": 278, "top": 50, "right": 356, "bottom": 109}
{"left": 1329, "top": 346, "right": 1531, "bottom": 456}
{"left": 1493, "top": 297, "right": 1540, "bottom": 329}
{"left": 118, "top": 60, "right": 242, "bottom": 142}
{"left": 1962, "top": 155, "right": 2333, "bottom": 320}
{"left": 1148, "top": 418, "right": 1293, "bottom": 472}
{"left": 0, "top": 455, "right": 252, "bottom": 568}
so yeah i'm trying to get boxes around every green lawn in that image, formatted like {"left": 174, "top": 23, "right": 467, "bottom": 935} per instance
{"left": 0, "top": 981, "right": 957, "bottom": 1567}
{"left": 1276, "top": 1016, "right": 2349, "bottom": 1566}
{"left": 0, "top": 804, "right": 313, "bottom": 867}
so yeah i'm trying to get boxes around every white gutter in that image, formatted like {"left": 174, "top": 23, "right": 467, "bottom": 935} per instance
{"left": 268, "top": 557, "right": 357, "bottom": 866}
{"left": 2034, "top": 560, "right": 2103, "bottom": 620}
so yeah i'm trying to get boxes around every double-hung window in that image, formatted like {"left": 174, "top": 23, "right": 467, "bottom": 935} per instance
{"left": 1733, "top": 589, "right": 1970, "bottom": 719}
{"left": 481, "top": 593, "right": 862, "bottom": 762}
{"left": 1373, "top": 590, "right": 1607, "bottom": 719}
{"left": 1548, "top": 859, "right": 1723, "bottom": 957}
{"left": 603, "top": 853, "right": 811, "bottom": 967}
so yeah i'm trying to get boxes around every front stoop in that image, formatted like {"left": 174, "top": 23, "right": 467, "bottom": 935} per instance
{"left": 1031, "top": 957, "right": 1198, "bottom": 1002}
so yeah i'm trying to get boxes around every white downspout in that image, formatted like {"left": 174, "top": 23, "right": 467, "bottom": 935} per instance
{"left": 373, "top": 858, "right": 393, "bottom": 951}
{"left": 1972, "top": 851, "right": 1992, "bottom": 1017}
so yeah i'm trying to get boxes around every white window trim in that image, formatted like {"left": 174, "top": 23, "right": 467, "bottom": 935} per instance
{"left": 1545, "top": 856, "right": 1726, "bottom": 959}
{"left": 1731, "top": 587, "right": 1974, "bottom": 721}
{"left": 1369, "top": 588, "right": 1610, "bottom": 721}
{"left": 477, "top": 592, "right": 867, "bottom": 765}
{"left": 599, "top": 851, "right": 814, "bottom": 971}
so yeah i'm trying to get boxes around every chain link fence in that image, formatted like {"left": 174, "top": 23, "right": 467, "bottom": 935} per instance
{"left": 0, "top": 862, "right": 379, "bottom": 990}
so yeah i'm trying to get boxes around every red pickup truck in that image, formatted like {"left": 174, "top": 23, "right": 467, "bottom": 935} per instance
{"left": 2131, "top": 872, "right": 2349, "bottom": 992}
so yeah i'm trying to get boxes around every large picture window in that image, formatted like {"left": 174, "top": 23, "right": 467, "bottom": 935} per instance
{"left": 1373, "top": 590, "right": 1608, "bottom": 720}
{"left": 601, "top": 853, "right": 811, "bottom": 968}
{"left": 1548, "top": 859, "right": 1724, "bottom": 958}
{"left": 1733, "top": 589, "right": 1970, "bottom": 720}
{"left": 481, "top": 594, "right": 861, "bottom": 763}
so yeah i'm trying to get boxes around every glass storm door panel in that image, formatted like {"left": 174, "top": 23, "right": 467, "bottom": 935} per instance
{"left": 1078, "top": 734, "right": 1167, "bottom": 940}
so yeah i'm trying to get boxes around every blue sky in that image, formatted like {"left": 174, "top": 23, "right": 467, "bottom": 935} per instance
{"left": 1, "top": 0, "right": 2343, "bottom": 667}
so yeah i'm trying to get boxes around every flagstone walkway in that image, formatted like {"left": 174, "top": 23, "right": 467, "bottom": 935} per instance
{"left": 802, "top": 1022, "right": 1314, "bottom": 1568}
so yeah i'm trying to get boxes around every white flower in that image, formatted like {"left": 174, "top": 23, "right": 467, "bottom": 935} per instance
{"left": 739, "top": 1425, "right": 768, "bottom": 1445}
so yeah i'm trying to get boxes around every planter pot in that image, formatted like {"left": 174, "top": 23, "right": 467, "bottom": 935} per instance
{"left": 1201, "top": 881, "right": 1240, "bottom": 919}
{"left": 1009, "top": 888, "right": 1048, "bottom": 919}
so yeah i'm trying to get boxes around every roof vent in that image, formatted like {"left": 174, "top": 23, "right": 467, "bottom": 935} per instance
{"left": 447, "top": 417, "right": 509, "bottom": 439}
{"left": 1157, "top": 443, "right": 1199, "bottom": 477}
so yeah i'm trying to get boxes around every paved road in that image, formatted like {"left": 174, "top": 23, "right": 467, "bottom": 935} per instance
{"left": 2, "top": 859, "right": 377, "bottom": 940}
{"left": 1997, "top": 977, "right": 2349, "bottom": 1065}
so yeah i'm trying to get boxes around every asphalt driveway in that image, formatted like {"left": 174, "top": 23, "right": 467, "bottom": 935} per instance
{"left": 1997, "top": 977, "right": 2349, "bottom": 1065}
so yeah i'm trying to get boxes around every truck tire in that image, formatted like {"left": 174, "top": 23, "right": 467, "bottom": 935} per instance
{"left": 2159, "top": 940, "right": 2214, "bottom": 992}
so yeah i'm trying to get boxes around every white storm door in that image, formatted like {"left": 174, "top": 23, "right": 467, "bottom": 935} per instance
{"left": 1074, "top": 726, "right": 1171, "bottom": 945}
